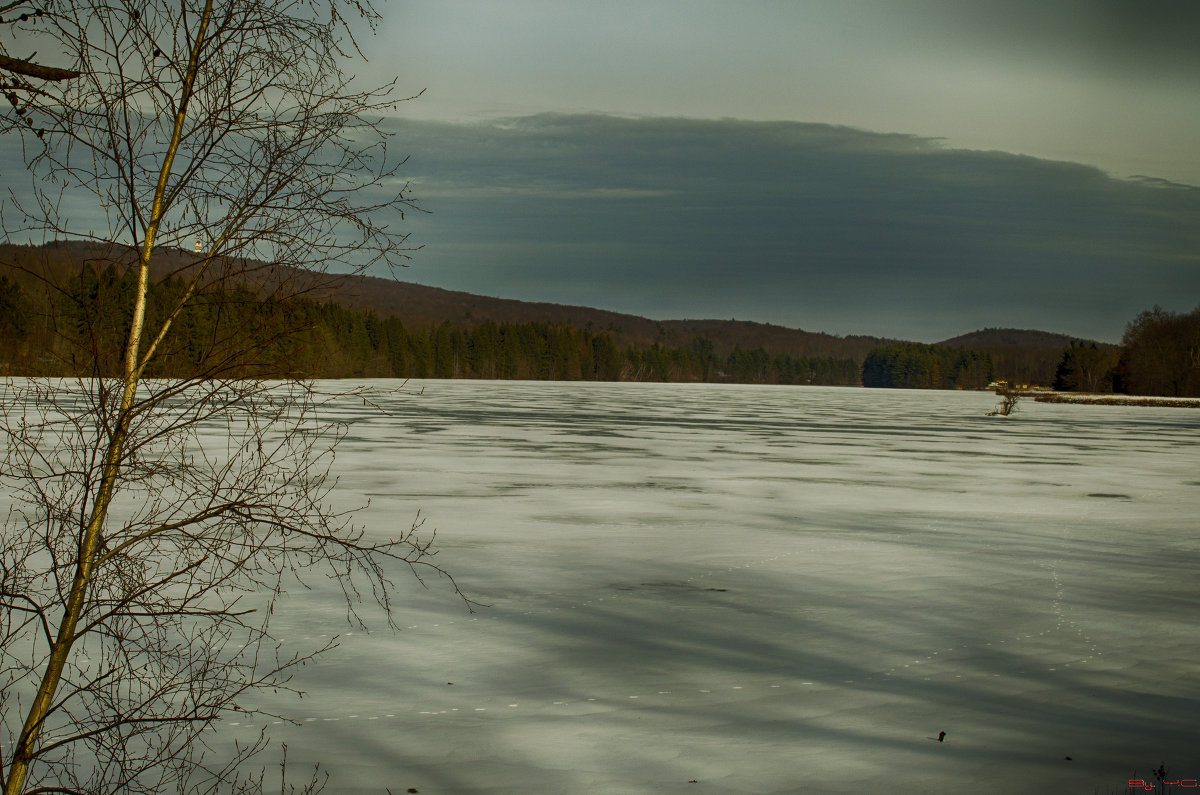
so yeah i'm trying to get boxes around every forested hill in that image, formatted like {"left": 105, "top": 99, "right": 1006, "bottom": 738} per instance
{"left": 938, "top": 328, "right": 1088, "bottom": 348}
{"left": 0, "top": 241, "right": 1102, "bottom": 386}
{"left": 309, "top": 272, "right": 899, "bottom": 362}
{"left": 936, "top": 328, "right": 1118, "bottom": 387}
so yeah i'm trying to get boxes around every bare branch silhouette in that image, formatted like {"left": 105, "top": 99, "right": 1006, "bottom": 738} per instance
{"left": 0, "top": 2, "right": 456, "bottom": 793}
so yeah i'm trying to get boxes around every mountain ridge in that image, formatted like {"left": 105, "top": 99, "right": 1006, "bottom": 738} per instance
{"left": 937, "top": 327, "right": 1117, "bottom": 349}
{"left": 328, "top": 272, "right": 1112, "bottom": 364}
{"left": 3, "top": 241, "right": 1105, "bottom": 381}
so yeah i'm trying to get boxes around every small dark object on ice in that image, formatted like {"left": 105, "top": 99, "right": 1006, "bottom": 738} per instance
{"left": 688, "top": 780, "right": 698, "bottom": 784}
{"left": 1065, "top": 756, "right": 1072, "bottom": 761}
{"left": 938, "top": 731, "right": 946, "bottom": 742}
{"left": 407, "top": 789, "right": 419, "bottom": 794}
{"left": 987, "top": 390, "right": 1020, "bottom": 416}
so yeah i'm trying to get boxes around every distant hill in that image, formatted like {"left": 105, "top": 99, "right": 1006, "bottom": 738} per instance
{"left": 305, "top": 272, "right": 901, "bottom": 361}
{"left": 1, "top": 241, "right": 1092, "bottom": 384}
{"left": 328, "top": 283, "right": 1099, "bottom": 382}
{"left": 937, "top": 328, "right": 1110, "bottom": 349}
{"left": 936, "top": 327, "right": 1113, "bottom": 387}
{"left": 6, "top": 241, "right": 893, "bottom": 361}
{"left": 250, "top": 272, "right": 1115, "bottom": 384}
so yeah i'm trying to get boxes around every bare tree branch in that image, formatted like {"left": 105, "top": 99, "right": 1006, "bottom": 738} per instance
{"left": 0, "top": 55, "right": 79, "bottom": 83}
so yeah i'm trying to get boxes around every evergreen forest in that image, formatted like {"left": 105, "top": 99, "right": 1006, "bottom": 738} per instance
{"left": 0, "top": 264, "right": 862, "bottom": 386}
{"left": 860, "top": 343, "right": 994, "bottom": 390}
{"left": 0, "top": 246, "right": 1195, "bottom": 396}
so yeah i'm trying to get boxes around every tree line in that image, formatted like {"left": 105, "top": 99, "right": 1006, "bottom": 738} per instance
{"left": 860, "top": 343, "right": 995, "bottom": 390}
{"left": 4, "top": 265, "right": 1194, "bottom": 395}
{"left": 856, "top": 305, "right": 1200, "bottom": 397}
{"left": 1052, "top": 305, "right": 1200, "bottom": 397}
{"left": 0, "top": 265, "right": 860, "bottom": 386}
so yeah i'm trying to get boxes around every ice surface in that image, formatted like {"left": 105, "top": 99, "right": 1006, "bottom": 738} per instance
{"left": 180, "top": 382, "right": 1199, "bottom": 792}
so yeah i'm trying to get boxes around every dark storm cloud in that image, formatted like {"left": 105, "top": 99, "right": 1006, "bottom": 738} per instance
{"left": 4, "top": 110, "right": 1185, "bottom": 342}
{"left": 389, "top": 114, "right": 1197, "bottom": 341}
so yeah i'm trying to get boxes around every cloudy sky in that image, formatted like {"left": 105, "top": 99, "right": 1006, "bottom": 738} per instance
{"left": 348, "top": 1, "right": 1200, "bottom": 342}
{"left": 377, "top": 1, "right": 1200, "bottom": 184}
{"left": 10, "top": 1, "right": 1199, "bottom": 343}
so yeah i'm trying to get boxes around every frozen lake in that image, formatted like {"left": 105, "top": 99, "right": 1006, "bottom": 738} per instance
{"left": 219, "top": 381, "right": 1198, "bottom": 793}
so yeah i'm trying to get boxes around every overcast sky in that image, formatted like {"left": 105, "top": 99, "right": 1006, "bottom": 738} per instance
{"left": 9, "top": 1, "right": 1199, "bottom": 343}
{"left": 375, "top": 1, "right": 1200, "bottom": 185}
{"left": 352, "top": 1, "right": 1200, "bottom": 341}
{"left": 386, "top": 114, "right": 1199, "bottom": 343}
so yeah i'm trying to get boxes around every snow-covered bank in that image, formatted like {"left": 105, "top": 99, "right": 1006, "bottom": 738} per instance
{"left": 194, "top": 381, "right": 1197, "bottom": 793}
{"left": 1033, "top": 393, "right": 1200, "bottom": 408}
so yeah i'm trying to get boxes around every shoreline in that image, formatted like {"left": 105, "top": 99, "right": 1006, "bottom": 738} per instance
{"left": 1027, "top": 393, "right": 1200, "bottom": 408}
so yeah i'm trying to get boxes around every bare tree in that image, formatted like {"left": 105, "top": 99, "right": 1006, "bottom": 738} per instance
{"left": 0, "top": 2, "right": 460, "bottom": 793}
{"left": 986, "top": 386, "right": 1020, "bottom": 417}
